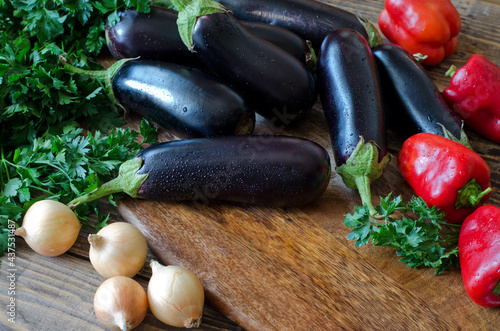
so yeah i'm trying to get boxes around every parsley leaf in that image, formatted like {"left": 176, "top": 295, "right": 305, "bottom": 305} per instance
{"left": 0, "top": 0, "right": 156, "bottom": 257}
{"left": 1, "top": 0, "right": 151, "bottom": 147}
{"left": 0, "top": 119, "right": 157, "bottom": 239}
{"left": 343, "top": 194, "right": 460, "bottom": 274}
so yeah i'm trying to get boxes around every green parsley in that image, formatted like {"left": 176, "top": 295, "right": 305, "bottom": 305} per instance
{"left": 0, "top": 1, "right": 166, "bottom": 257}
{"left": 343, "top": 194, "right": 461, "bottom": 274}
{"left": 0, "top": 0, "right": 153, "bottom": 147}
{"left": 0, "top": 120, "right": 158, "bottom": 256}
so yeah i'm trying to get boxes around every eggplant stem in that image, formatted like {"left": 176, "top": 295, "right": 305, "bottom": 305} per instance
{"left": 170, "top": 0, "right": 228, "bottom": 50}
{"left": 336, "top": 137, "right": 392, "bottom": 219}
{"left": 354, "top": 175, "right": 379, "bottom": 218}
{"left": 493, "top": 280, "right": 500, "bottom": 296}
{"left": 60, "top": 55, "right": 138, "bottom": 107}
{"left": 68, "top": 177, "right": 124, "bottom": 208}
{"left": 169, "top": 0, "right": 190, "bottom": 11}
{"left": 357, "top": 16, "right": 383, "bottom": 48}
{"left": 439, "top": 122, "right": 472, "bottom": 150}
{"left": 67, "top": 158, "right": 148, "bottom": 208}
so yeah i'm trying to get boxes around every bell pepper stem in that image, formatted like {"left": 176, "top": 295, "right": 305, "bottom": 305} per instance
{"left": 445, "top": 65, "right": 457, "bottom": 78}
{"left": 67, "top": 158, "right": 148, "bottom": 208}
{"left": 413, "top": 53, "right": 429, "bottom": 62}
{"left": 493, "top": 280, "right": 500, "bottom": 296}
{"left": 336, "top": 137, "right": 392, "bottom": 219}
{"left": 455, "top": 178, "right": 492, "bottom": 210}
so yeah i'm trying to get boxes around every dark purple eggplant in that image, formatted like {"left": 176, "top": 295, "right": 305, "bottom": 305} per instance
{"left": 372, "top": 43, "right": 463, "bottom": 139}
{"left": 241, "top": 21, "right": 312, "bottom": 64}
{"left": 217, "top": 0, "right": 368, "bottom": 50}
{"left": 317, "top": 29, "right": 390, "bottom": 216}
{"left": 105, "top": 6, "right": 311, "bottom": 65}
{"left": 63, "top": 58, "right": 255, "bottom": 138}
{"left": 176, "top": 4, "right": 317, "bottom": 127}
{"left": 105, "top": 7, "right": 198, "bottom": 65}
{"left": 68, "top": 135, "right": 332, "bottom": 208}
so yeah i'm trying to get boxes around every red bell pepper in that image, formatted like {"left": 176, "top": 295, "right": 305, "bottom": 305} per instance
{"left": 459, "top": 205, "right": 500, "bottom": 307}
{"left": 378, "top": 0, "right": 461, "bottom": 66}
{"left": 398, "top": 132, "right": 491, "bottom": 223}
{"left": 442, "top": 54, "right": 500, "bottom": 143}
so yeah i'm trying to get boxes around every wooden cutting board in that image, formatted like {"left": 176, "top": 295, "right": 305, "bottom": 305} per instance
{"left": 118, "top": 0, "right": 500, "bottom": 329}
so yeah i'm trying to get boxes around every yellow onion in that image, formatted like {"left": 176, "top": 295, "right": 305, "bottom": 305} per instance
{"left": 147, "top": 260, "right": 205, "bottom": 328}
{"left": 88, "top": 222, "right": 148, "bottom": 278}
{"left": 94, "top": 276, "right": 148, "bottom": 331}
{"left": 15, "top": 200, "right": 81, "bottom": 256}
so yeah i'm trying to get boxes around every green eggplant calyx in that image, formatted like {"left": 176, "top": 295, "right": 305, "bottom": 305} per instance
{"left": 439, "top": 122, "right": 473, "bottom": 150}
{"left": 493, "top": 280, "right": 500, "bottom": 296}
{"left": 455, "top": 178, "right": 491, "bottom": 210}
{"left": 172, "top": 0, "right": 228, "bottom": 51}
{"left": 60, "top": 55, "right": 139, "bottom": 109}
{"left": 336, "top": 137, "right": 392, "bottom": 218}
{"left": 305, "top": 40, "right": 318, "bottom": 74}
{"left": 67, "top": 158, "right": 148, "bottom": 209}
{"left": 357, "top": 16, "right": 383, "bottom": 48}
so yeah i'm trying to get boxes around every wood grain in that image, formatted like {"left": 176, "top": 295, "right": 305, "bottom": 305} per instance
{"left": 2, "top": 0, "right": 500, "bottom": 330}
{"left": 119, "top": 200, "right": 462, "bottom": 331}
{"left": 0, "top": 203, "right": 240, "bottom": 331}
{"left": 117, "top": 0, "right": 500, "bottom": 330}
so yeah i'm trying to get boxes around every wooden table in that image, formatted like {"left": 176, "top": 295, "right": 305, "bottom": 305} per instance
{"left": 2, "top": 0, "right": 500, "bottom": 330}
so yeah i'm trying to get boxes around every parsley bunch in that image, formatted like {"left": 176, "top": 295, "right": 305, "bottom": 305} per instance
{"left": 0, "top": 0, "right": 166, "bottom": 256}
{"left": 0, "top": 0, "right": 153, "bottom": 146}
{"left": 0, "top": 120, "right": 158, "bottom": 255}
{"left": 343, "top": 194, "right": 461, "bottom": 274}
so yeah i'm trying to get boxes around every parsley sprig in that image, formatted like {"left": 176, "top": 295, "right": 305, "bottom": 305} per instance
{"left": 0, "top": 1, "right": 167, "bottom": 257}
{"left": 343, "top": 194, "right": 461, "bottom": 274}
{"left": 0, "top": 120, "right": 158, "bottom": 255}
{"left": 0, "top": 0, "right": 154, "bottom": 147}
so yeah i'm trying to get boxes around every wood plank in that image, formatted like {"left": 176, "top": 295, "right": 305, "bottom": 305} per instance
{"left": 119, "top": 200, "right": 462, "bottom": 331}
{"left": 0, "top": 224, "right": 241, "bottom": 331}
{"left": 116, "top": 0, "right": 500, "bottom": 329}
{"left": 2, "top": 0, "right": 500, "bottom": 330}
{"left": 0, "top": 180, "right": 240, "bottom": 329}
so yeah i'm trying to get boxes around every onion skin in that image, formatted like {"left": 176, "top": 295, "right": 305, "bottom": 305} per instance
{"left": 88, "top": 222, "right": 148, "bottom": 278}
{"left": 15, "top": 200, "right": 81, "bottom": 257}
{"left": 94, "top": 276, "right": 148, "bottom": 331}
{"left": 148, "top": 261, "right": 204, "bottom": 328}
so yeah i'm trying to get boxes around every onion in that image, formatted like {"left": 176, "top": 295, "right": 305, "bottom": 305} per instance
{"left": 15, "top": 200, "right": 81, "bottom": 256}
{"left": 94, "top": 276, "right": 148, "bottom": 331}
{"left": 88, "top": 222, "right": 148, "bottom": 278}
{"left": 147, "top": 260, "right": 205, "bottom": 328}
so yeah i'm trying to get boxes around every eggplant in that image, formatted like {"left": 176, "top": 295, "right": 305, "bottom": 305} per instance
{"left": 105, "top": 6, "right": 311, "bottom": 65}
{"left": 69, "top": 135, "right": 332, "bottom": 208}
{"left": 63, "top": 59, "right": 255, "bottom": 138}
{"left": 105, "top": 7, "right": 199, "bottom": 65}
{"left": 217, "top": 0, "right": 368, "bottom": 50}
{"left": 183, "top": 8, "right": 317, "bottom": 126}
{"left": 317, "top": 29, "right": 390, "bottom": 216}
{"left": 241, "top": 21, "right": 312, "bottom": 64}
{"left": 372, "top": 43, "right": 463, "bottom": 139}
